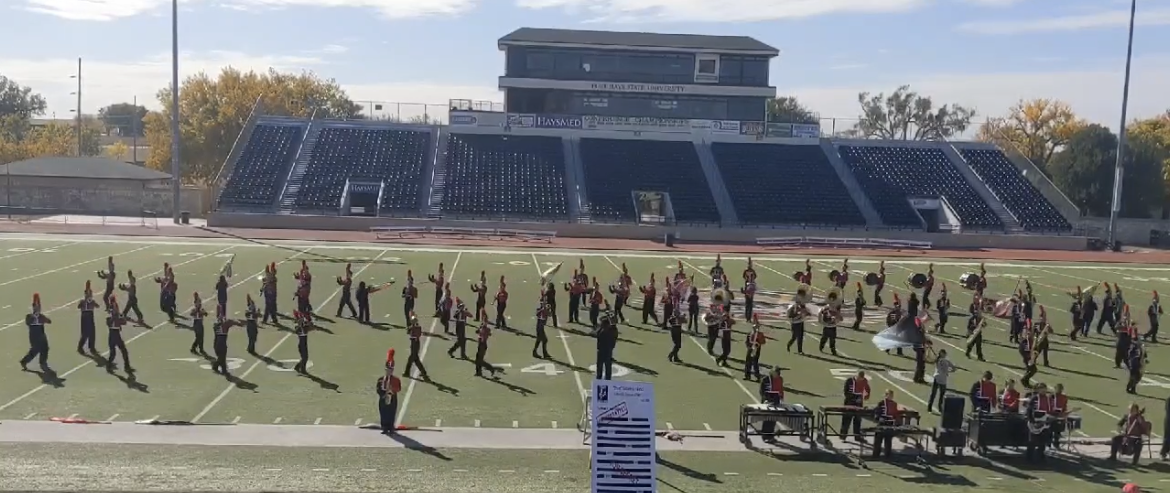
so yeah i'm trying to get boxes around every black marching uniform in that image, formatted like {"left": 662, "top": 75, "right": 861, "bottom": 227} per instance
{"left": 852, "top": 290, "right": 866, "bottom": 331}
{"left": 841, "top": 377, "right": 868, "bottom": 442}
{"left": 871, "top": 397, "right": 899, "bottom": 458}
{"left": 448, "top": 301, "right": 470, "bottom": 359}
{"left": 21, "top": 301, "right": 52, "bottom": 371}
{"left": 934, "top": 294, "right": 950, "bottom": 332}
{"left": 715, "top": 314, "right": 733, "bottom": 367}
{"left": 190, "top": 300, "right": 207, "bottom": 355}
{"left": 245, "top": 298, "right": 260, "bottom": 353}
{"left": 336, "top": 275, "right": 356, "bottom": 318}
{"left": 106, "top": 302, "right": 132, "bottom": 372}
{"left": 705, "top": 310, "right": 721, "bottom": 355}
{"left": 543, "top": 283, "right": 558, "bottom": 328}
{"left": 1098, "top": 294, "right": 1116, "bottom": 334}
{"left": 1145, "top": 298, "right": 1161, "bottom": 342}
{"left": 294, "top": 312, "right": 311, "bottom": 373}
{"left": 356, "top": 282, "right": 372, "bottom": 323}
{"left": 1070, "top": 299, "right": 1084, "bottom": 341}
{"left": 1124, "top": 344, "right": 1144, "bottom": 394}
{"left": 966, "top": 314, "right": 985, "bottom": 360}
{"left": 404, "top": 317, "right": 428, "bottom": 379}
{"left": 787, "top": 304, "right": 806, "bottom": 354}
{"left": 533, "top": 302, "right": 551, "bottom": 359}
{"left": 122, "top": 279, "right": 143, "bottom": 323}
{"left": 687, "top": 289, "right": 700, "bottom": 332}
{"left": 78, "top": 294, "right": 99, "bottom": 354}
{"left": 667, "top": 312, "right": 683, "bottom": 362}
{"left": 819, "top": 309, "right": 839, "bottom": 356}
{"left": 212, "top": 311, "right": 237, "bottom": 375}
{"left": 595, "top": 310, "right": 618, "bottom": 380}
{"left": 474, "top": 320, "right": 498, "bottom": 377}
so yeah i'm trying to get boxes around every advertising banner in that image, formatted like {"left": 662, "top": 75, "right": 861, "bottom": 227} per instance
{"left": 533, "top": 114, "right": 584, "bottom": 129}
{"left": 506, "top": 113, "right": 535, "bottom": 128}
{"left": 711, "top": 120, "right": 740, "bottom": 134}
{"left": 765, "top": 123, "right": 792, "bottom": 138}
{"left": 449, "top": 111, "right": 507, "bottom": 127}
{"left": 739, "top": 121, "right": 765, "bottom": 136}
{"left": 583, "top": 115, "right": 690, "bottom": 133}
{"left": 791, "top": 123, "right": 821, "bottom": 138}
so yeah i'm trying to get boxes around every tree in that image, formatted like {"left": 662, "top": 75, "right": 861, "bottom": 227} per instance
{"left": 977, "top": 99, "right": 1085, "bottom": 171}
{"left": 98, "top": 103, "right": 148, "bottom": 137}
{"left": 0, "top": 75, "right": 47, "bottom": 141}
{"left": 766, "top": 97, "right": 818, "bottom": 124}
{"left": 144, "top": 68, "right": 363, "bottom": 184}
{"left": 21, "top": 122, "right": 81, "bottom": 158}
{"left": 849, "top": 85, "right": 975, "bottom": 141}
{"left": 1127, "top": 111, "right": 1170, "bottom": 196}
{"left": 105, "top": 141, "right": 130, "bottom": 161}
{"left": 1049, "top": 124, "right": 1166, "bottom": 217}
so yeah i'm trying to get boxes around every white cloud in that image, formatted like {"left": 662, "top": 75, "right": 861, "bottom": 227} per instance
{"left": 957, "top": 7, "right": 1170, "bottom": 34}
{"left": 0, "top": 50, "right": 497, "bottom": 122}
{"left": 21, "top": 0, "right": 476, "bottom": 21}
{"left": 514, "top": 0, "right": 926, "bottom": 23}
{"left": 790, "top": 55, "right": 1170, "bottom": 133}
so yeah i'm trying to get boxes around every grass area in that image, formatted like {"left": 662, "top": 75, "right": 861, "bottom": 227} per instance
{"left": 0, "top": 443, "right": 1165, "bottom": 493}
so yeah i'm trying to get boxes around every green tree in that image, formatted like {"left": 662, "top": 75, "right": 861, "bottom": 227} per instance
{"left": 1127, "top": 111, "right": 1170, "bottom": 199}
{"left": 98, "top": 102, "right": 148, "bottom": 137}
{"left": 1049, "top": 124, "right": 1166, "bottom": 217}
{"left": 0, "top": 75, "right": 47, "bottom": 141}
{"left": 766, "top": 96, "right": 819, "bottom": 124}
{"left": 977, "top": 99, "right": 1086, "bottom": 171}
{"left": 144, "top": 68, "right": 363, "bottom": 184}
{"left": 850, "top": 85, "right": 975, "bottom": 141}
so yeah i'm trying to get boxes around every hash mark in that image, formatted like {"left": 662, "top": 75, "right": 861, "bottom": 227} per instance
{"left": 265, "top": 468, "right": 282, "bottom": 472}
{"left": 703, "top": 423, "right": 712, "bottom": 431}
{"left": 512, "top": 420, "right": 518, "bottom": 428}
{"left": 551, "top": 420, "right": 558, "bottom": 428}
{"left": 812, "top": 473, "right": 827, "bottom": 477}
{"left": 106, "top": 414, "right": 120, "bottom": 422}
{"left": 231, "top": 416, "right": 241, "bottom": 424}
{"left": 435, "top": 419, "right": 442, "bottom": 427}
{"left": 354, "top": 418, "right": 363, "bottom": 426}
{"left": 544, "top": 470, "right": 560, "bottom": 473}
{"left": 724, "top": 472, "right": 739, "bottom": 476}
{"left": 314, "top": 417, "right": 322, "bottom": 425}
{"left": 666, "top": 422, "right": 674, "bottom": 431}
{"left": 856, "top": 474, "right": 872, "bottom": 477}
{"left": 453, "top": 469, "right": 469, "bottom": 473}
{"left": 474, "top": 419, "right": 481, "bottom": 428}
{"left": 312, "top": 468, "right": 329, "bottom": 472}
{"left": 988, "top": 477, "right": 1004, "bottom": 480}
{"left": 22, "top": 412, "right": 35, "bottom": 420}
{"left": 499, "top": 469, "right": 515, "bottom": 473}
{"left": 767, "top": 473, "right": 782, "bottom": 476}
{"left": 361, "top": 468, "right": 376, "bottom": 472}
{"left": 273, "top": 417, "right": 283, "bottom": 424}
{"left": 406, "top": 469, "right": 422, "bottom": 472}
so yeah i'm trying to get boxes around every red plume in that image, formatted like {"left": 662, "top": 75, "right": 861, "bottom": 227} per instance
{"left": 193, "top": 291, "right": 200, "bottom": 301}
{"left": 32, "top": 293, "right": 40, "bottom": 305}
{"left": 85, "top": 280, "right": 91, "bottom": 292}
{"left": 301, "top": 260, "right": 307, "bottom": 270}
{"left": 386, "top": 348, "right": 396, "bottom": 366}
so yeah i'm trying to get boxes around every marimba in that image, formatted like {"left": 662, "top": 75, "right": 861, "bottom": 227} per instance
{"left": 739, "top": 403, "right": 815, "bottom": 447}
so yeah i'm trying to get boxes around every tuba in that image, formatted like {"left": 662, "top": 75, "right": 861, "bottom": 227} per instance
{"left": 711, "top": 287, "right": 730, "bottom": 306}
{"left": 906, "top": 273, "right": 928, "bottom": 289}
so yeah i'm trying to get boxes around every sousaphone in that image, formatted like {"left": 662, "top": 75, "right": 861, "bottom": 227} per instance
{"left": 711, "top": 287, "right": 731, "bottom": 306}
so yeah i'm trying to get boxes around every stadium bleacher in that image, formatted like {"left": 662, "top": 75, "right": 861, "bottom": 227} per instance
{"left": 291, "top": 125, "right": 431, "bottom": 214}
{"left": 216, "top": 123, "right": 305, "bottom": 211}
{"left": 441, "top": 133, "right": 569, "bottom": 220}
{"left": 958, "top": 148, "right": 1071, "bottom": 232}
{"left": 578, "top": 138, "right": 720, "bottom": 224}
{"left": 837, "top": 145, "right": 1003, "bottom": 229}
{"left": 711, "top": 143, "right": 866, "bottom": 226}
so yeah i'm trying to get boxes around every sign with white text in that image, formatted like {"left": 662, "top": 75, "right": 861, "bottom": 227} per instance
{"left": 591, "top": 380, "right": 656, "bottom": 493}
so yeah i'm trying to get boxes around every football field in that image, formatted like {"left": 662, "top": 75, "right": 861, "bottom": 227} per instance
{"left": 0, "top": 232, "right": 1167, "bottom": 492}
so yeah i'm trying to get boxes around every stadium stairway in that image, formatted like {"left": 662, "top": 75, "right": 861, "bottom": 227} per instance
{"left": 940, "top": 143, "right": 1023, "bottom": 232}
{"left": 561, "top": 136, "right": 587, "bottom": 223}
{"left": 276, "top": 121, "right": 323, "bottom": 214}
{"left": 818, "top": 140, "right": 884, "bottom": 228}
{"left": 425, "top": 126, "right": 450, "bottom": 218}
{"left": 952, "top": 142, "right": 1082, "bottom": 226}
{"left": 693, "top": 140, "right": 739, "bottom": 225}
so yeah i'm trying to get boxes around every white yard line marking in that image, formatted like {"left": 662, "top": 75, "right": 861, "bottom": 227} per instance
{"left": 354, "top": 418, "right": 363, "bottom": 426}
{"left": 666, "top": 422, "right": 674, "bottom": 431}
{"left": 231, "top": 416, "right": 242, "bottom": 424}
{"left": 453, "top": 469, "right": 469, "bottom": 473}
{"left": 312, "top": 468, "right": 329, "bottom": 472}
{"left": 435, "top": 419, "right": 442, "bottom": 427}
{"left": 406, "top": 468, "right": 423, "bottom": 472}
{"left": 532, "top": 252, "right": 589, "bottom": 404}
{"left": 0, "top": 242, "right": 79, "bottom": 261}
{"left": 474, "top": 419, "right": 481, "bottom": 428}
{"left": 544, "top": 470, "right": 560, "bottom": 473}
{"left": 767, "top": 472, "right": 783, "bottom": 476}
{"left": 0, "top": 247, "right": 295, "bottom": 414}
{"left": 703, "top": 423, "right": 712, "bottom": 431}
{"left": 264, "top": 468, "right": 282, "bottom": 472}
{"left": 512, "top": 420, "right": 519, "bottom": 428}
{"left": 22, "top": 412, "right": 35, "bottom": 419}
{"left": 551, "top": 420, "right": 558, "bottom": 429}
{"left": 499, "top": 469, "right": 515, "bottom": 473}
{"left": 0, "top": 245, "right": 153, "bottom": 289}
{"left": 724, "top": 472, "right": 739, "bottom": 476}
{"left": 273, "top": 417, "right": 282, "bottom": 424}
{"left": 360, "top": 468, "right": 376, "bottom": 472}
{"left": 313, "top": 417, "right": 322, "bottom": 425}
{"left": 191, "top": 250, "right": 384, "bottom": 423}
{"left": 812, "top": 473, "right": 827, "bottom": 477}
{"left": 106, "top": 414, "right": 119, "bottom": 422}
{"left": 396, "top": 251, "right": 462, "bottom": 426}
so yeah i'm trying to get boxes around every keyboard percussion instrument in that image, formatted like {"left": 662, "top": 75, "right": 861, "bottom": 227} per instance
{"left": 738, "top": 403, "right": 815, "bottom": 447}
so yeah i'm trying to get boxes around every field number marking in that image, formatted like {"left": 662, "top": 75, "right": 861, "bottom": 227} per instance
{"left": 520, "top": 363, "right": 564, "bottom": 376}
{"left": 830, "top": 369, "right": 856, "bottom": 380}
{"left": 6, "top": 247, "right": 57, "bottom": 253}
{"left": 169, "top": 358, "right": 312, "bottom": 372}
{"left": 588, "top": 363, "right": 630, "bottom": 378}
{"left": 1140, "top": 376, "right": 1170, "bottom": 389}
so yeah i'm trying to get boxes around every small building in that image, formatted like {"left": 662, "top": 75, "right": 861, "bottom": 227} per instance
{"left": 0, "top": 156, "right": 199, "bottom": 217}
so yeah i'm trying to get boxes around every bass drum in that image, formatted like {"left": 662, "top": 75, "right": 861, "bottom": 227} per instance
{"left": 960, "top": 272, "right": 981, "bottom": 290}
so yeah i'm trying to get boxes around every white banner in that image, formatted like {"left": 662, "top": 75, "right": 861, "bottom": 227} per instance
{"left": 590, "top": 380, "right": 656, "bottom": 493}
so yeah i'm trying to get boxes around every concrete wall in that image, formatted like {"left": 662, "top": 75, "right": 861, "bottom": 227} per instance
{"left": 208, "top": 212, "right": 1090, "bottom": 251}
{"left": 1, "top": 176, "right": 204, "bottom": 217}
{"left": 1077, "top": 217, "right": 1170, "bottom": 247}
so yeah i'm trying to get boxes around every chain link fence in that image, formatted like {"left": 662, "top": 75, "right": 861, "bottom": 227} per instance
{"left": 355, "top": 102, "right": 455, "bottom": 124}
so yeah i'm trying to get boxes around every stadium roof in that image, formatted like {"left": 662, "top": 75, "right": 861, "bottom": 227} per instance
{"left": 0, "top": 157, "right": 172, "bottom": 181}
{"left": 499, "top": 28, "right": 779, "bottom": 56}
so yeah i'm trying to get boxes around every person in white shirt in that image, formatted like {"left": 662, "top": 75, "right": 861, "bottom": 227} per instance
{"left": 928, "top": 349, "right": 956, "bottom": 413}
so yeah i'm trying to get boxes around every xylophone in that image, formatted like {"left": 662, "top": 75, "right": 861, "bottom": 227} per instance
{"left": 817, "top": 405, "right": 930, "bottom": 465}
{"left": 739, "top": 403, "right": 816, "bottom": 447}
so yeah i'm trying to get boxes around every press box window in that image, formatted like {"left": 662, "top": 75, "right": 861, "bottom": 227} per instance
{"left": 694, "top": 54, "right": 720, "bottom": 83}
{"left": 697, "top": 58, "right": 717, "bottom": 74}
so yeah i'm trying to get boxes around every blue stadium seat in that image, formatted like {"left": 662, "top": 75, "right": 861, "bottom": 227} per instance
{"left": 579, "top": 139, "right": 719, "bottom": 223}
{"left": 442, "top": 134, "right": 569, "bottom": 220}
{"left": 838, "top": 145, "right": 1003, "bottom": 229}
{"left": 217, "top": 123, "right": 304, "bottom": 211}
{"left": 959, "top": 148, "right": 1070, "bottom": 231}
{"left": 711, "top": 143, "right": 865, "bottom": 226}
{"left": 293, "top": 126, "right": 431, "bottom": 213}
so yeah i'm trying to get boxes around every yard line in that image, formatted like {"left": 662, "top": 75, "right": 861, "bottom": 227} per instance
{"left": 313, "top": 417, "right": 322, "bottom": 425}
{"left": 231, "top": 416, "right": 242, "bottom": 424}
{"left": 665, "top": 422, "right": 674, "bottom": 430}
{"left": 434, "top": 419, "right": 442, "bottom": 427}
{"left": 0, "top": 244, "right": 153, "bottom": 289}
{"left": 190, "top": 250, "right": 387, "bottom": 423}
{"left": 395, "top": 251, "right": 462, "bottom": 426}
{"left": 551, "top": 420, "right": 558, "bottom": 429}
{"left": 474, "top": 419, "right": 481, "bottom": 428}
{"left": 0, "top": 245, "right": 235, "bottom": 333}
{"left": 703, "top": 423, "right": 712, "bottom": 431}
{"left": 512, "top": 420, "right": 519, "bottom": 428}
{"left": 106, "top": 414, "right": 120, "bottom": 422}
{"left": 273, "top": 417, "right": 282, "bottom": 424}
{"left": 0, "top": 248, "right": 309, "bottom": 414}
{"left": 22, "top": 412, "right": 35, "bottom": 419}
{"left": 354, "top": 418, "right": 363, "bottom": 426}
{"left": 532, "top": 253, "right": 589, "bottom": 404}
{"left": 0, "top": 242, "right": 80, "bottom": 261}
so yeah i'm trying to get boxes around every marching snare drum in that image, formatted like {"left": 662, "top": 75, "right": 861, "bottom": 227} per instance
{"left": 1066, "top": 414, "right": 1083, "bottom": 431}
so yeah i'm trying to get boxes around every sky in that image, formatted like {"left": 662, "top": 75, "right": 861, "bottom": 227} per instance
{"left": 1, "top": 0, "right": 1168, "bottom": 128}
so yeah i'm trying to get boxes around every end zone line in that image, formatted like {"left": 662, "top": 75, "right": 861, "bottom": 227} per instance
{"left": 532, "top": 253, "right": 586, "bottom": 403}
{"left": 396, "top": 251, "right": 463, "bottom": 426}
{"left": 0, "top": 244, "right": 154, "bottom": 289}
{"left": 0, "top": 247, "right": 308, "bottom": 414}
{"left": 192, "top": 249, "right": 390, "bottom": 423}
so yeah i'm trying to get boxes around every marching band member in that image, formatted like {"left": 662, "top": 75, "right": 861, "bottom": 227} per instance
{"left": 759, "top": 367, "right": 784, "bottom": 439}
{"left": 474, "top": 310, "right": 499, "bottom": 378}
{"left": 20, "top": 293, "right": 52, "bottom": 372}
{"left": 336, "top": 264, "right": 356, "bottom": 318}
{"left": 1070, "top": 293, "right": 1085, "bottom": 341}
{"left": 1125, "top": 341, "right": 1145, "bottom": 394}
{"left": 974, "top": 263, "right": 988, "bottom": 298}
{"left": 244, "top": 294, "right": 260, "bottom": 354}
{"left": 611, "top": 266, "right": 630, "bottom": 324}
{"left": 293, "top": 310, "right": 312, "bottom": 374}
{"left": 715, "top": 308, "right": 733, "bottom": 367}
{"left": 799, "top": 259, "right": 812, "bottom": 285}
{"left": 437, "top": 284, "right": 453, "bottom": 335}
{"left": 1022, "top": 280, "right": 1036, "bottom": 320}
{"left": 637, "top": 273, "right": 656, "bottom": 326}
{"left": 563, "top": 269, "right": 583, "bottom": 324}
{"left": 742, "top": 258, "right": 756, "bottom": 287}
{"left": 1050, "top": 383, "right": 1071, "bottom": 448}
{"left": 447, "top": 298, "right": 471, "bottom": 360}
{"left": 709, "top": 254, "right": 725, "bottom": 283}
{"left": 1144, "top": 291, "right": 1161, "bottom": 342}
{"left": 428, "top": 263, "right": 445, "bottom": 312}
{"left": 871, "top": 390, "right": 900, "bottom": 459}
{"left": 934, "top": 284, "right": 950, "bottom": 333}
{"left": 594, "top": 304, "right": 618, "bottom": 380}
{"left": 1009, "top": 293, "right": 1024, "bottom": 343}
{"left": 661, "top": 280, "right": 677, "bottom": 329}
{"left": 744, "top": 315, "right": 766, "bottom": 380}
{"left": 913, "top": 322, "right": 929, "bottom": 384}
{"left": 120, "top": 271, "right": 143, "bottom": 324}
{"left": 835, "top": 259, "right": 849, "bottom": 289}
{"left": 927, "top": 349, "right": 955, "bottom": 413}
{"left": 190, "top": 292, "right": 208, "bottom": 355}
{"left": 885, "top": 293, "right": 903, "bottom": 356}
{"left": 543, "top": 281, "right": 558, "bottom": 328}
{"left": 1020, "top": 323, "right": 1038, "bottom": 387}
{"left": 1116, "top": 305, "right": 1137, "bottom": 369}
{"left": 401, "top": 270, "right": 418, "bottom": 325}
{"left": 493, "top": 276, "right": 509, "bottom": 330}
{"left": 818, "top": 304, "right": 839, "bottom": 356}
{"left": 1024, "top": 383, "right": 1054, "bottom": 463}
{"left": 741, "top": 272, "right": 757, "bottom": 321}
{"left": 841, "top": 370, "right": 870, "bottom": 442}
{"left": 1109, "top": 402, "right": 1150, "bottom": 464}
{"left": 969, "top": 371, "right": 998, "bottom": 413}
{"left": 673, "top": 261, "right": 687, "bottom": 286}
{"left": 786, "top": 301, "right": 806, "bottom": 354}
{"left": 472, "top": 271, "right": 488, "bottom": 322}
{"left": 78, "top": 281, "right": 99, "bottom": 354}
{"left": 705, "top": 305, "right": 722, "bottom": 355}
{"left": 1000, "top": 379, "right": 1021, "bottom": 413}
{"left": 215, "top": 274, "right": 229, "bottom": 313}
{"left": 157, "top": 263, "right": 178, "bottom": 322}
{"left": 533, "top": 298, "right": 551, "bottom": 359}
{"left": 588, "top": 278, "right": 604, "bottom": 329}
{"left": 852, "top": 282, "right": 866, "bottom": 331}
{"left": 261, "top": 263, "right": 278, "bottom": 324}
{"left": 355, "top": 281, "right": 372, "bottom": 323}
{"left": 667, "top": 311, "right": 684, "bottom": 363}
{"left": 105, "top": 295, "right": 132, "bottom": 373}
{"left": 1099, "top": 285, "right": 1117, "bottom": 334}
{"left": 98, "top": 256, "right": 116, "bottom": 308}
{"left": 293, "top": 260, "right": 312, "bottom": 314}
{"left": 965, "top": 309, "right": 986, "bottom": 360}
{"left": 212, "top": 304, "right": 241, "bottom": 375}
{"left": 403, "top": 312, "right": 428, "bottom": 380}
{"left": 1115, "top": 284, "right": 1126, "bottom": 322}
{"left": 687, "top": 286, "right": 700, "bottom": 333}
{"left": 1081, "top": 291, "right": 1098, "bottom": 338}
{"left": 1034, "top": 313, "right": 1052, "bottom": 367}
{"left": 921, "top": 263, "right": 935, "bottom": 309}
{"left": 575, "top": 261, "right": 589, "bottom": 313}
{"left": 376, "top": 349, "right": 402, "bottom": 434}
{"left": 873, "top": 261, "right": 886, "bottom": 307}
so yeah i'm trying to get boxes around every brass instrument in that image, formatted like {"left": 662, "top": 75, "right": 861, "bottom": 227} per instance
{"left": 1029, "top": 327, "right": 1050, "bottom": 366}
{"left": 906, "top": 273, "right": 928, "bottom": 289}
{"left": 383, "top": 371, "right": 396, "bottom": 405}
{"left": 965, "top": 318, "right": 987, "bottom": 345}
{"left": 829, "top": 269, "right": 841, "bottom": 283}
{"left": 791, "top": 271, "right": 804, "bottom": 283}
{"left": 711, "top": 287, "right": 731, "bottom": 306}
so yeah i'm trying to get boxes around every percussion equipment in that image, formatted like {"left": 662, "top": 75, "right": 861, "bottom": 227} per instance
{"left": 738, "top": 403, "right": 815, "bottom": 446}
{"left": 907, "top": 273, "right": 928, "bottom": 289}
{"left": 965, "top": 411, "right": 1030, "bottom": 454}
{"left": 864, "top": 272, "right": 880, "bottom": 286}
{"left": 959, "top": 273, "right": 981, "bottom": 290}
{"left": 1065, "top": 414, "right": 1082, "bottom": 432}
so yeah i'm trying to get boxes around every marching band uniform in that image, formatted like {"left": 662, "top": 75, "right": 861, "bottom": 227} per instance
{"left": 706, "top": 306, "right": 722, "bottom": 355}
{"left": 402, "top": 271, "right": 418, "bottom": 325}
{"left": 921, "top": 265, "right": 935, "bottom": 309}
{"left": 1109, "top": 404, "right": 1149, "bottom": 464}
{"left": 566, "top": 270, "right": 583, "bottom": 324}
{"left": 912, "top": 322, "right": 927, "bottom": 384}
{"left": 438, "top": 285, "right": 453, "bottom": 335}
{"left": 873, "top": 261, "right": 886, "bottom": 307}
{"left": 842, "top": 372, "right": 870, "bottom": 442}
{"left": 667, "top": 312, "right": 683, "bottom": 363}
{"left": 212, "top": 306, "right": 240, "bottom": 375}
{"left": 612, "top": 266, "right": 629, "bottom": 323}
{"left": 885, "top": 294, "right": 903, "bottom": 356}
{"left": 798, "top": 260, "right": 812, "bottom": 286}
{"left": 1035, "top": 324, "right": 1051, "bottom": 367}
{"left": 429, "top": 263, "right": 445, "bottom": 312}
{"left": 715, "top": 311, "right": 733, "bottom": 367}
{"left": 969, "top": 372, "right": 997, "bottom": 413}
{"left": 818, "top": 307, "right": 838, "bottom": 356}
{"left": 742, "top": 258, "right": 756, "bottom": 291}
{"left": 741, "top": 277, "right": 756, "bottom": 322}
{"left": 974, "top": 264, "right": 988, "bottom": 299}
{"left": 245, "top": 295, "right": 260, "bottom": 354}
{"left": 216, "top": 275, "right": 229, "bottom": 313}
{"left": 99, "top": 256, "right": 116, "bottom": 307}
{"left": 759, "top": 368, "right": 784, "bottom": 438}
{"left": 1145, "top": 291, "right": 1162, "bottom": 342}
{"left": 294, "top": 261, "right": 312, "bottom": 314}
{"left": 376, "top": 349, "right": 402, "bottom": 434}
{"left": 787, "top": 303, "right": 806, "bottom": 354}
{"left": 1001, "top": 381, "right": 1020, "bottom": 413}
{"left": 577, "top": 262, "right": 590, "bottom": 312}
{"left": 447, "top": 299, "right": 471, "bottom": 359}
{"left": 661, "top": 288, "right": 676, "bottom": 330}
{"left": 543, "top": 282, "right": 558, "bottom": 328}
{"left": 834, "top": 260, "right": 849, "bottom": 290}
{"left": 852, "top": 283, "right": 866, "bottom": 331}
{"left": 472, "top": 271, "right": 488, "bottom": 322}
{"left": 965, "top": 311, "right": 985, "bottom": 360}
{"left": 105, "top": 295, "right": 132, "bottom": 372}
{"left": 871, "top": 391, "right": 899, "bottom": 458}
{"left": 744, "top": 316, "right": 765, "bottom": 380}
{"left": 1024, "top": 388, "right": 1054, "bottom": 463}
{"left": 293, "top": 311, "right": 311, "bottom": 373}
{"left": 121, "top": 272, "right": 143, "bottom": 323}
{"left": 1022, "top": 282, "right": 1036, "bottom": 320}
{"left": 589, "top": 280, "right": 604, "bottom": 329}
{"left": 1009, "top": 296, "right": 1024, "bottom": 343}
{"left": 21, "top": 294, "right": 52, "bottom": 371}
{"left": 1049, "top": 384, "right": 1070, "bottom": 448}
{"left": 404, "top": 313, "right": 428, "bottom": 380}
{"left": 687, "top": 287, "right": 700, "bottom": 333}
{"left": 261, "top": 264, "right": 278, "bottom": 324}
{"left": 1124, "top": 343, "right": 1144, "bottom": 394}
{"left": 1116, "top": 308, "right": 1136, "bottom": 369}
{"left": 336, "top": 264, "right": 356, "bottom": 318}
{"left": 158, "top": 264, "right": 178, "bottom": 322}
{"left": 1070, "top": 297, "right": 1084, "bottom": 341}
{"left": 533, "top": 300, "right": 551, "bottom": 359}
{"left": 934, "top": 286, "right": 950, "bottom": 333}
{"left": 474, "top": 315, "right": 499, "bottom": 378}
{"left": 1099, "top": 289, "right": 1116, "bottom": 334}
{"left": 78, "top": 281, "right": 99, "bottom": 354}
{"left": 709, "top": 255, "right": 724, "bottom": 284}
{"left": 493, "top": 277, "right": 509, "bottom": 330}
{"left": 1081, "top": 295, "right": 1097, "bottom": 337}
{"left": 190, "top": 293, "right": 208, "bottom": 355}
{"left": 1020, "top": 326, "right": 1038, "bottom": 387}
{"left": 355, "top": 281, "right": 372, "bottom": 323}
{"left": 595, "top": 307, "right": 618, "bottom": 380}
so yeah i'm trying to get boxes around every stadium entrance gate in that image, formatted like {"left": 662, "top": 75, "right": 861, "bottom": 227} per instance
{"left": 340, "top": 180, "right": 384, "bottom": 217}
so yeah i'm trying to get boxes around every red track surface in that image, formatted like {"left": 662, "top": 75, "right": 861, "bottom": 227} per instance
{"left": 1, "top": 222, "right": 1167, "bottom": 264}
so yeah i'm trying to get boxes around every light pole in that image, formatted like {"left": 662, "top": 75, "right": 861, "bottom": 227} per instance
{"left": 1107, "top": 0, "right": 1137, "bottom": 247}
{"left": 170, "top": 0, "right": 181, "bottom": 223}
{"left": 68, "top": 58, "right": 82, "bottom": 156}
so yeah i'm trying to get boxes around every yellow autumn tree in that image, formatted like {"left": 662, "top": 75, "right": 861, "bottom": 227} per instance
{"left": 21, "top": 122, "right": 79, "bottom": 158}
{"left": 104, "top": 141, "right": 130, "bottom": 161}
{"left": 144, "top": 68, "right": 362, "bottom": 185}
{"left": 1128, "top": 111, "right": 1170, "bottom": 196}
{"left": 977, "top": 99, "right": 1086, "bottom": 171}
